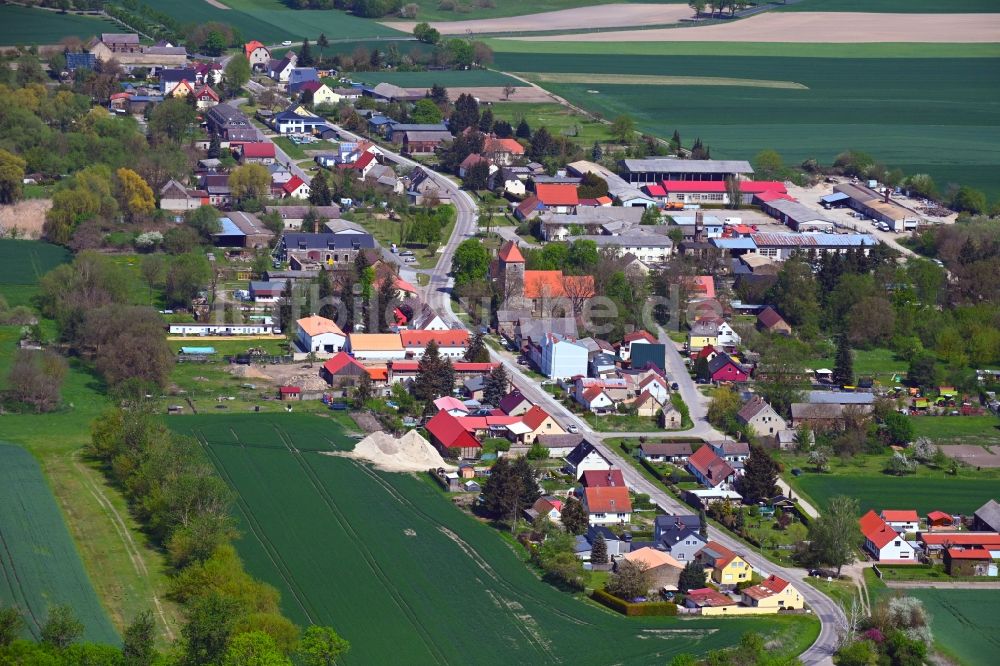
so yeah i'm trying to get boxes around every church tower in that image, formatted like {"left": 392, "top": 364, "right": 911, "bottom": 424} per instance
{"left": 497, "top": 240, "right": 525, "bottom": 307}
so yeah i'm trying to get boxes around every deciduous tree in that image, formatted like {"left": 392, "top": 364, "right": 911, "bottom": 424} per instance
{"left": 115, "top": 167, "right": 155, "bottom": 222}
{"left": 806, "top": 495, "right": 860, "bottom": 576}
{"left": 5, "top": 349, "right": 67, "bottom": 413}
{"left": 0, "top": 148, "right": 26, "bottom": 204}
{"left": 40, "top": 604, "right": 83, "bottom": 650}
{"left": 123, "top": 610, "right": 158, "bottom": 666}
{"left": 605, "top": 560, "right": 649, "bottom": 601}
{"left": 298, "top": 625, "right": 351, "bottom": 666}
{"left": 229, "top": 163, "right": 271, "bottom": 203}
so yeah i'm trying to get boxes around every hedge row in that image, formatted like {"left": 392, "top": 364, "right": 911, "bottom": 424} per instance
{"left": 591, "top": 589, "right": 678, "bottom": 616}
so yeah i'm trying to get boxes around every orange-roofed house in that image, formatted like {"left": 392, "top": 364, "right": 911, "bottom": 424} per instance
{"left": 482, "top": 136, "right": 525, "bottom": 166}
{"left": 697, "top": 541, "right": 751, "bottom": 587}
{"left": 859, "top": 510, "right": 917, "bottom": 563}
{"left": 399, "top": 329, "right": 470, "bottom": 359}
{"left": 583, "top": 486, "right": 632, "bottom": 526}
{"left": 535, "top": 183, "right": 579, "bottom": 214}
{"left": 880, "top": 510, "right": 920, "bottom": 533}
{"left": 345, "top": 333, "right": 406, "bottom": 361}
{"left": 520, "top": 405, "right": 565, "bottom": 444}
{"left": 296, "top": 315, "right": 346, "bottom": 354}
{"left": 741, "top": 575, "right": 804, "bottom": 610}
{"left": 622, "top": 547, "right": 683, "bottom": 593}
{"left": 244, "top": 41, "right": 270, "bottom": 69}
{"left": 492, "top": 239, "right": 595, "bottom": 315}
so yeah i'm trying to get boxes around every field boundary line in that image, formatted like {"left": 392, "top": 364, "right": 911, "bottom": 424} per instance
{"left": 0, "top": 523, "right": 43, "bottom": 637}
{"left": 272, "top": 425, "right": 450, "bottom": 665}
{"left": 193, "top": 429, "right": 319, "bottom": 624}
{"left": 71, "top": 451, "right": 177, "bottom": 641}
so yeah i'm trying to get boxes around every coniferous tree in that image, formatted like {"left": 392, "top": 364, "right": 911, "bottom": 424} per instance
{"left": 515, "top": 118, "right": 531, "bottom": 139}
{"left": 591, "top": 533, "right": 608, "bottom": 565}
{"left": 483, "top": 364, "right": 510, "bottom": 406}
{"left": 478, "top": 107, "right": 494, "bottom": 133}
{"left": 428, "top": 83, "right": 449, "bottom": 106}
{"left": 465, "top": 332, "right": 490, "bottom": 363}
{"left": 317, "top": 33, "right": 329, "bottom": 61}
{"left": 591, "top": 141, "right": 603, "bottom": 161}
{"left": 450, "top": 93, "right": 480, "bottom": 134}
{"left": 678, "top": 560, "right": 705, "bottom": 592}
{"left": 736, "top": 444, "right": 779, "bottom": 504}
{"left": 560, "top": 496, "right": 588, "bottom": 535}
{"left": 207, "top": 131, "right": 221, "bottom": 159}
{"left": 414, "top": 340, "right": 444, "bottom": 401}
{"left": 309, "top": 169, "right": 332, "bottom": 206}
{"left": 298, "top": 38, "right": 314, "bottom": 66}
{"left": 833, "top": 334, "right": 854, "bottom": 387}
{"left": 376, "top": 271, "right": 400, "bottom": 333}
{"left": 698, "top": 507, "right": 708, "bottom": 539}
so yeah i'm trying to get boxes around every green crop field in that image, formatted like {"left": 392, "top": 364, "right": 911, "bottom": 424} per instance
{"left": 0, "top": 239, "right": 70, "bottom": 308}
{"left": 131, "top": 0, "right": 402, "bottom": 44}
{"left": 0, "top": 444, "right": 119, "bottom": 644}
{"left": 389, "top": 0, "right": 685, "bottom": 23}
{"left": 795, "top": 475, "right": 997, "bottom": 515}
{"left": 906, "top": 589, "right": 1000, "bottom": 666}
{"left": 346, "top": 68, "right": 526, "bottom": 88}
{"left": 776, "top": 0, "right": 1000, "bottom": 12}
{"left": 492, "top": 51, "right": 1000, "bottom": 200}
{"left": 0, "top": 6, "right": 120, "bottom": 46}
{"left": 174, "top": 413, "right": 817, "bottom": 665}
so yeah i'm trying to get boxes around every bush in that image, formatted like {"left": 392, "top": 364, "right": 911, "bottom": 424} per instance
{"left": 590, "top": 589, "right": 677, "bottom": 616}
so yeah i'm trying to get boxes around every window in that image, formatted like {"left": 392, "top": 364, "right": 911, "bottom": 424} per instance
{"left": 894, "top": 540, "right": 901, "bottom": 547}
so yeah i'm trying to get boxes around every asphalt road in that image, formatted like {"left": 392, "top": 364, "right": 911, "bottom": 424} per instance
{"left": 245, "top": 100, "right": 843, "bottom": 662}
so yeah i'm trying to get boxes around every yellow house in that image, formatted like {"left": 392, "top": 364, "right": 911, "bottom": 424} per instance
{"left": 741, "top": 574, "right": 804, "bottom": 610}
{"left": 697, "top": 541, "right": 752, "bottom": 587}
{"left": 520, "top": 405, "right": 565, "bottom": 444}
{"left": 310, "top": 83, "right": 340, "bottom": 107}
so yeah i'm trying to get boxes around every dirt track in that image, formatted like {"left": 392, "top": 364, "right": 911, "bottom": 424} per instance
{"left": 407, "top": 85, "right": 557, "bottom": 103}
{"left": 385, "top": 3, "right": 693, "bottom": 35}
{"left": 508, "top": 12, "right": 1000, "bottom": 42}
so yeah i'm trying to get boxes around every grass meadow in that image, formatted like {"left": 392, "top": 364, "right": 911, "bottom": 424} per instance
{"left": 905, "top": 589, "right": 1000, "bottom": 666}
{"left": 910, "top": 415, "right": 1000, "bottom": 446}
{"left": 0, "top": 6, "right": 120, "bottom": 45}
{"left": 345, "top": 68, "right": 527, "bottom": 88}
{"left": 0, "top": 444, "right": 120, "bottom": 645}
{"left": 491, "top": 50, "right": 1000, "bottom": 199}
{"left": 173, "top": 413, "right": 818, "bottom": 665}
{"left": 491, "top": 102, "right": 611, "bottom": 144}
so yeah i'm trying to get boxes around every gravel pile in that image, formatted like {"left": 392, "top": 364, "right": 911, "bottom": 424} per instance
{"left": 328, "top": 430, "right": 453, "bottom": 473}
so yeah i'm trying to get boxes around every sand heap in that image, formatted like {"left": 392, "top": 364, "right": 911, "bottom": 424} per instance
{"left": 329, "top": 430, "right": 453, "bottom": 473}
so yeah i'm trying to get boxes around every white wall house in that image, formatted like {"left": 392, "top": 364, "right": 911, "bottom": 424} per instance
{"left": 860, "top": 511, "right": 918, "bottom": 563}
{"left": 296, "top": 315, "right": 346, "bottom": 354}
{"left": 564, "top": 441, "right": 613, "bottom": 479}
{"left": 539, "top": 334, "right": 589, "bottom": 380}
{"left": 716, "top": 322, "right": 742, "bottom": 348}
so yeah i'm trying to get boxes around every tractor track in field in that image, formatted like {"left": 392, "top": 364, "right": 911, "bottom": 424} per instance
{"left": 0, "top": 522, "right": 42, "bottom": 637}
{"left": 194, "top": 429, "right": 319, "bottom": 625}
{"left": 269, "top": 425, "right": 452, "bottom": 666}
{"left": 348, "top": 461, "right": 559, "bottom": 662}
{"left": 349, "top": 459, "right": 591, "bottom": 630}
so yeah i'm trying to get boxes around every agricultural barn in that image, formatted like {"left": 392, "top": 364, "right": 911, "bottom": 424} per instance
{"left": 832, "top": 184, "right": 919, "bottom": 232}
{"left": 620, "top": 159, "right": 753, "bottom": 184}
{"left": 212, "top": 212, "right": 275, "bottom": 249}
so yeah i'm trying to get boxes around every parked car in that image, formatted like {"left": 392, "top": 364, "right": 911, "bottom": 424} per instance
{"left": 566, "top": 424, "right": 579, "bottom": 434}
{"left": 400, "top": 250, "right": 414, "bottom": 257}
{"left": 670, "top": 383, "right": 679, "bottom": 391}
{"left": 403, "top": 257, "right": 416, "bottom": 263}
{"left": 281, "top": 40, "right": 292, "bottom": 46}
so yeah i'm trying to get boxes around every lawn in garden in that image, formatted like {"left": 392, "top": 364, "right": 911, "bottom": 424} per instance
{"left": 909, "top": 415, "right": 1000, "bottom": 446}
{"left": 803, "top": 347, "right": 908, "bottom": 382}
{"left": 0, "top": 6, "right": 120, "bottom": 45}
{"left": 491, "top": 51, "right": 1000, "bottom": 199}
{"left": 174, "top": 413, "right": 818, "bottom": 665}
{"left": 0, "top": 444, "right": 119, "bottom": 645}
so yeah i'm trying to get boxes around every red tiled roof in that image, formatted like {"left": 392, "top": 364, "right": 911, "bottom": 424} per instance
{"left": 279, "top": 385, "right": 301, "bottom": 394}
{"left": 659, "top": 180, "right": 788, "bottom": 194}
{"left": 498, "top": 240, "right": 525, "bottom": 263}
{"left": 757, "top": 307, "right": 787, "bottom": 329}
{"left": 946, "top": 547, "right": 992, "bottom": 560}
{"left": 425, "top": 410, "right": 481, "bottom": 450}
{"left": 452, "top": 362, "right": 498, "bottom": 372}
{"left": 582, "top": 386, "right": 607, "bottom": 403}
{"left": 520, "top": 405, "right": 551, "bottom": 431}
{"left": 195, "top": 84, "right": 219, "bottom": 101}
{"left": 700, "top": 541, "right": 738, "bottom": 568}
{"left": 644, "top": 184, "right": 667, "bottom": 197}
{"left": 523, "top": 271, "right": 594, "bottom": 300}
{"left": 927, "top": 511, "right": 952, "bottom": 522}
{"left": 624, "top": 330, "right": 656, "bottom": 345}
{"left": 535, "top": 183, "right": 579, "bottom": 206}
{"left": 484, "top": 137, "right": 524, "bottom": 155}
{"left": 687, "top": 588, "right": 736, "bottom": 607}
{"left": 581, "top": 469, "right": 626, "bottom": 488}
{"left": 920, "top": 532, "right": 1000, "bottom": 547}
{"left": 515, "top": 195, "right": 540, "bottom": 218}
{"left": 366, "top": 367, "right": 388, "bottom": 381}
{"left": 283, "top": 175, "right": 306, "bottom": 195}
{"left": 688, "top": 446, "right": 734, "bottom": 486}
{"left": 399, "top": 329, "right": 470, "bottom": 349}
{"left": 881, "top": 510, "right": 919, "bottom": 523}
{"left": 755, "top": 190, "right": 796, "bottom": 203}
{"left": 859, "top": 510, "right": 900, "bottom": 549}
{"left": 340, "top": 151, "right": 376, "bottom": 171}
{"left": 322, "top": 352, "right": 365, "bottom": 376}
{"left": 584, "top": 486, "right": 632, "bottom": 514}
{"left": 244, "top": 40, "right": 266, "bottom": 59}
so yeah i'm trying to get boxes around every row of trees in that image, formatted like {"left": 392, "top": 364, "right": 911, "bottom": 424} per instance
{"left": 88, "top": 395, "right": 350, "bottom": 664}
